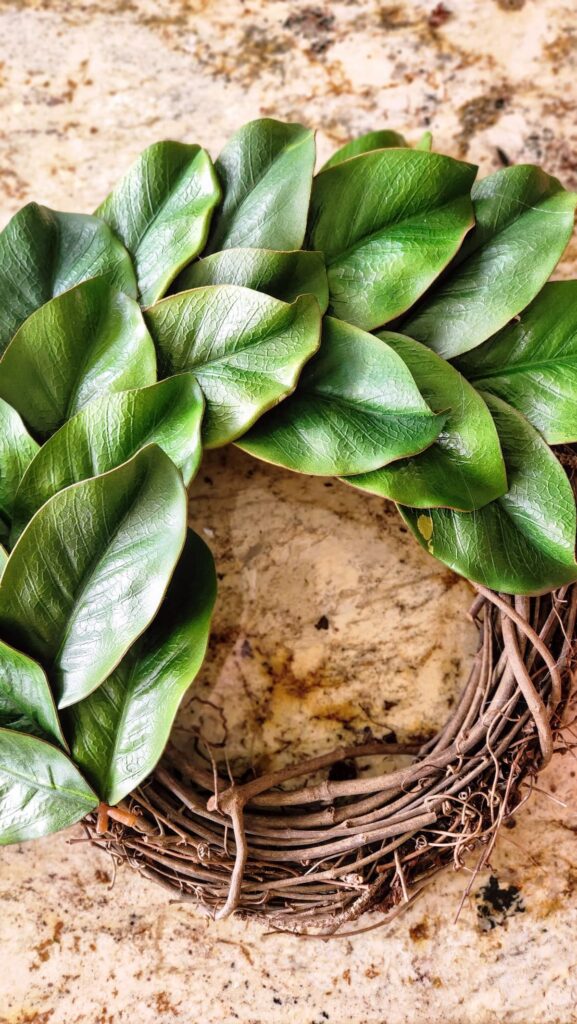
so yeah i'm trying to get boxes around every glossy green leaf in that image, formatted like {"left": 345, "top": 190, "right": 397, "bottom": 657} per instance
{"left": 0, "top": 547, "right": 6, "bottom": 577}
{"left": 0, "top": 277, "right": 157, "bottom": 438}
{"left": 0, "top": 729, "right": 97, "bottom": 845}
{"left": 403, "top": 165, "right": 577, "bottom": 358}
{"left": 456, "top": 281, "right": 577, "bottom": 444}
{"left": 0, "top": 203, "right": 136, "bottom": 356}
{"left": 67, "top": 529, "right": 216, "bottom": 805}
{"left": 0, "top": 446, "right": 187, "bottom": 708}
{"left": 237, "top": 317, "right": 445, "bottom": 476}
{"left": 10, "top": 375, "right": 203, "bottom": 544}
{"left": 174, "top": 248, "right": 328, "bottom": 313}
{"left": 307, "top": 148, "right": 476, "bottom": 331}
{"left": 96, "top": 142, "right": 221, "bottom": 306}
{"left": 320, "top": 130, "right": 407, "bottom": 170}
{"left": 401, "top": 394, "right": 577, "bottom": 595}
{"left": 206, "top": 119, "right": 315, "bottom": 253}
{"left": 344, "top": 333, "right": 506, "bottom": 510}
{"left": 146, "top": 285, "right": 321, "bottom": 448}
{"left": 0, "top": 399, "right": 39, "bottom": 540}
{"left": 0, "top": 640, "right": 65, "bottom": 745}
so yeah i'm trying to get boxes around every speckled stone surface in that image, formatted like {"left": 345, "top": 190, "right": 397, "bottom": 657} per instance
{"left": 1, "top": 2, "right": 577, "bottom": 1022}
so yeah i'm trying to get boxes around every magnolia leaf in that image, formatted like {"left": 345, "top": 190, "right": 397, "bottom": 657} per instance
{"left": 401, "top": 394, "right": 577, "bottom": 595}
{"left": 403, "top": 165, "right": 577, "bottom": 358}
{"left": 415, "top": 131, "right": 433, "bottom": 151}
{"left": 96, "top": 142, "right": 221, "bottom": 306}
{"left": 320, "top": 130, "right": 408, "bottom": 170}
{"left": 146, "top": 285, "right": 321, "bottom": 448}
{"left": 0, "top": 729, "right": 97, "bottom": 845}
{"left": 456, "top": 281, "right": 577, "bottom": 443}
{"left": 173, "top": 248, "right": 329, "bottom": 313}
{"left": 0, "top": 203, "right": 136, "bottom": 356}
{"left": 67, "top": 529, "right": 216, "bottom": 805}
{"left": 0, "top": 640, "right": 65, "bottom": 745}
{"left": 344, "top": 333, "right": 507, "bottom": 511}
{"left": 0, "top": 399, "right": 39, "bottom": 540}
{"left": 10, "top": 375, "right": 203, "bottom": 544}
{"left": 0, "top": 277, "right": 157, "bottom": 438}
{"left": 206, "top": 119, "right": 315, "bottom": 253}
{"left": 308, "top": 148, "right": 476, "bottom": 332}
{"left": 0, "top": 446, "right": 187, "bottom": 708}
{"left": 237, "top": 317, "right": 446, "bottom": 476}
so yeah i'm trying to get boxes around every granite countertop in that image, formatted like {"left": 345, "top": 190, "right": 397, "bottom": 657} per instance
{"left": 1, "top": 2, "right": 577, "bottom": 1022}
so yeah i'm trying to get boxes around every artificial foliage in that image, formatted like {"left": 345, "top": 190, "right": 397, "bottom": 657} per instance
{"left": 0, "top": 118, "right": 576, "bottom": 845}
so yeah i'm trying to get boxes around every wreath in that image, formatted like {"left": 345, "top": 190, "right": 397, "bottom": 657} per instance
{"left": 0, "top": 119, "right": 576, "bottom": 935}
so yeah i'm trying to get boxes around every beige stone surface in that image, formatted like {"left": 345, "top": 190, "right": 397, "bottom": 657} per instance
{"left": 1, "top": 1, "right": 577, "bottom": 1022}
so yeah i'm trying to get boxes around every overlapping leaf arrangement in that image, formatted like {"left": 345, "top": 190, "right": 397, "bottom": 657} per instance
{"left": 1, "top": 118, "right": 577, "bottom": 844}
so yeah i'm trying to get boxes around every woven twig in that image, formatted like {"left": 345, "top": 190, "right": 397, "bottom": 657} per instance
{"left": 84, "top": 578, "right": 577, "bottom": 935}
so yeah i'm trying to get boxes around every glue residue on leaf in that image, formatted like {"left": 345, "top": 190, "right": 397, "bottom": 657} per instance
{"left": 417, "top": 513, "right": 434, "bottom": 552}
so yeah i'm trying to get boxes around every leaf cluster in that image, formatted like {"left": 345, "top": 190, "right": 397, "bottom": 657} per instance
{"left": 1, "top": 119, "right": 576, "bottom": 843}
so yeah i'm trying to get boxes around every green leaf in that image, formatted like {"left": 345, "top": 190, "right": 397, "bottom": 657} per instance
{"left": 173, "top": 248, "right": 329, "bottom": 313}
{"left": 343, "top": 333, "right": 506, "bottom": 511}
{"left": 0, "top": 729, "right": 97, "bottom": 845}
{"left": 0, "top": 399, "right": 39, "bottom": 540}
{"left": 0, "top": 203, "right": 136, "bottom": 356}
{"left": 0, "top": 546, "right": 6, "bottom": 577}
{"left": 402, "top": 165, "right": 577, "bottom": 358}
{"left": 206, "top": 119, "right": 315, "bottom": 253}
{"left": 237, "top": 317, "right": 446, "bottom": 476}
{"left": 456, "top": 281, "right": 577, "bottom": 444}
{"left": 146, "top": 285, "right": 321, "bottom": 448}
{"left": 320, "top": 130, "right": 408, "bottom": 170}
{"left": 400, "top": 394, "right": 577, "bottom": 595}
{"left": 10, "top": 375, "right": 203, "bottom": 545}
{"left": 0, "top": 640, "right": 65, "bottom": 745}
{"left": 96, "top": 142, "right": 221, "bottom": 306}
{"left": 308, "top": 148, "right": 476, "bottom": 332}
{"left": 0, "top": 277, "right": 157, "bottom": 438}
{"left": 0, "top": 446, "right": 187, "bottom": 708}
{"left": 415, "top": 131, "right": 433, "bottom": 151}
{"left": 67, "top": 529, "right": 216, "bottom": 805}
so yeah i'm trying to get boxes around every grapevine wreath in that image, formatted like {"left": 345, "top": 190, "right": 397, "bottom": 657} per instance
{"left": 1, "top": 119, "right": 577, "bottom": 935}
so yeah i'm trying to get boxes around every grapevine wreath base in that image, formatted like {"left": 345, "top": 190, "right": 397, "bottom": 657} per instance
{"left": 85, "top": 572, "right": 577, "bottom": 936}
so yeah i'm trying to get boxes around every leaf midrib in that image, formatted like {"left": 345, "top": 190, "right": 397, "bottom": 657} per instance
{"left": 324, "top": 194, "right": 471, "bottom": 268}
{"left": 467, "top": 353, "right": 577, "bottom": 381}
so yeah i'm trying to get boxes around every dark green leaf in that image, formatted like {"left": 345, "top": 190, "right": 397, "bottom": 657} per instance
{"left": 67, "top": 529, "right": 216, "bottom": 805}
{"left": 0, "top": 399, "right": 39, "bottom": 540}
{"left": 344, "top": 332, "right": 506, "bottom": 510}
{"left": 0, "top": 277, "right": 157, "bottom": 438}
{"left": 146, "top": 285, "right": 321, "bottom": 447}
{"left": 456, "top": 281, "right": 577, "bottom": 444}
{"left": 237, "top": 317, "right": 446, "bottom": 475}
{"left": 173, "top": 248, "right": 328, "bottom": 313}
{"left": 308, "top": 148, "right": 476, "bottom": 331}
{"left": 96, "top": 142, "right": 221, "bottom": 306}
{"left": 206, "top": 119, "right": 315, "bottom": 253}
{"left": 320, "top": 130, "right": 407, "bottom": 170}
{"left": 403, "top": 165, "right": 577, "bottom": 357}
{"left": 0, "top": 203, "right": 136, "bottom": 355}
{"left": 400, "top": 394, "right": 577, "bottom": 594}
{"left": 0, "top": 640, "right": 65, "bottom": 745}
{"left": 0, "top": 729, "right": 97, "bottom": 845}
{"left": 0, "top": 446, "right": 187, "bottom": 708}
{"left": 11, "top": 375, "right": 203, "bottom": 544}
